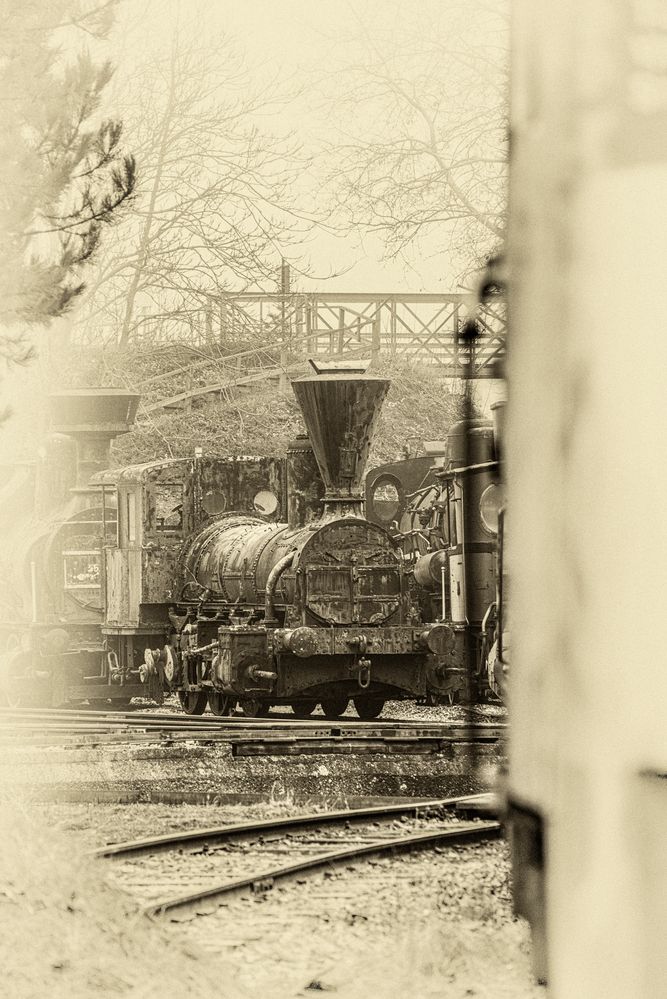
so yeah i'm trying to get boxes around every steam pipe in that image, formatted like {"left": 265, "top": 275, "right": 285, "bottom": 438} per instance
{"left": 264, "top": 552, "right": 295, "bottom": 625}
{"left": 456, "top": 478, "right": 469, "bottom": 626}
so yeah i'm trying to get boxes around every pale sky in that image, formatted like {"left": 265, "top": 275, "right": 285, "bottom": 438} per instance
{"left": 0, "top": 0, "right": 507, "bottom": 456}
{"left": 106, "top": 0, "right": 508, "bottom": 294}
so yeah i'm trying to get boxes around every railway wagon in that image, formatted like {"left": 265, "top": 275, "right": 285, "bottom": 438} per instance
{"left": 0, "top": 361, "right": 453, "bottom": 718}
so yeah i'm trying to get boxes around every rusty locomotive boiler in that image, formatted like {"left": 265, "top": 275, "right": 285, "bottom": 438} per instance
{"left": 0, "top": 361, "right": 452, "bottom": 718}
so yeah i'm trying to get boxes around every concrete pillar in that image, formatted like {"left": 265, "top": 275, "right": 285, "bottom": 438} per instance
{"left": 508, "top": 1, "right": 667, "bottom": 995}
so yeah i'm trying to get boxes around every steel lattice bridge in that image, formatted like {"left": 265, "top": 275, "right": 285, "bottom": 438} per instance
{"left": 126, "top": 291, "right": 505, "bottom": 413}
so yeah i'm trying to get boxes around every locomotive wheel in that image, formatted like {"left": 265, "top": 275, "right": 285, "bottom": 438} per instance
{"left": 353, "top": 696, "right": 385, "bottom": 720}
{"left": 208, "top": 692, "right": 233, "bottom": 716}
{"left": 178, "top": 690, "right": 208, "bottom": 715}
{"left": 241, "top": 699, "right": 270, "bottom": 718}
{"left": 290, "top": 699, "right": 317, "bottom": 718}
{"left": 320, "top": 695, "right": 349, "bottom": 719}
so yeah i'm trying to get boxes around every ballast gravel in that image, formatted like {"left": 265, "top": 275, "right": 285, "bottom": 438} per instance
{"left": 25, "top": 797, "right": 541, "bottom": 999}
{"left": 0, "top": 700, "right": 528, "bottom": 998}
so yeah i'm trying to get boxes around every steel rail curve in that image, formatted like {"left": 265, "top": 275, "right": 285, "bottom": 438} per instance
{"left": 93, "top": 792, "right": 496, "bottom": 859}
{"left": 143, "top": 821, "right": 501, "bottom": 917}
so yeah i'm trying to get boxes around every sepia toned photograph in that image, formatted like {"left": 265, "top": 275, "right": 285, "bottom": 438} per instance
{"left": 0, "top": 1, "right": 664, "bottom": 997}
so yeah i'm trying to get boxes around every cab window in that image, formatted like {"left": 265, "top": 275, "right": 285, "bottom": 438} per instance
{"left": 152, "top": 483, "right": 184, "bottom": 534}
{"left": 117, "top": 488, "right": 139, "bottom": 546}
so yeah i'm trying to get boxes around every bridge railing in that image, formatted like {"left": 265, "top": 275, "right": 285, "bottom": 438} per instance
{"left": 75, "top": 291, "right": 506, "bottom": 380}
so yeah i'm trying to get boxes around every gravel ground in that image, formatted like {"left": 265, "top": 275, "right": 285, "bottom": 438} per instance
{"left": 0, "top": 699, "right": 506, "bottom": 805}
{"left": 25, "top": 797, "right": 540, "bottom": 999}
{"left": 38, "top": 804, "right": 499, "bottom": 908}
{"left": 0, "top": 701, "right": 528, "bottom": 998}
{"left": 136, "top": 695, "right": 507, "bottom": 726}
{"left": 184, "top": 838, "right": 542, "bottom": 999}
{"left": 0, "top": 734, "right": 505, "bottom": 802}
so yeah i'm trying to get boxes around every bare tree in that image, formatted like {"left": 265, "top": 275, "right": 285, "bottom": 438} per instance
{"left": 77, "top": 24, "right": 313, "bottom": 349}
{"left": 0, "top": 0, "right": 135, "bottom": 340}
{"left": 324, "top": 1, "right": 508, "bottom": 280}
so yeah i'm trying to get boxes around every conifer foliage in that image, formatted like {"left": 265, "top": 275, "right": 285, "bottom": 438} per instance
{"left": 0, "top": 1, "right": 135, "bottom": 330}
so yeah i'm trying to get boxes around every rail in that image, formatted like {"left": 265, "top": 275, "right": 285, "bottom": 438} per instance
{"left": 0, "top": 705, "right": 506, "bottom": 754}
{"left": 93, "top": 792, "right": 501, "bottom": 916}
{"left": 144, "top": 822, "right": 500, "bottom": 917}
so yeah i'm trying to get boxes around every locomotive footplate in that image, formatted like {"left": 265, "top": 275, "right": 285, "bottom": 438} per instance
{"left": 210, "top": 623, "right": 440, "bottom": 701}
{"left": 273, "top": 652, "right": 427, "bottom": 701}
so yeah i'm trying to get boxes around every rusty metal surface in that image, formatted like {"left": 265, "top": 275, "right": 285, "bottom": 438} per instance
{"left": 95, "top": 456, "right": 284, "bottom": 522}
{"left": 291, "top": 373, "right": 389, "bottom": 509}
{"left": 365, "top": 418, "right": 503, "bottom": 703}
{"left": 365, "top": 455, "right": 439, "bottom": 533}
{"left": 2, "top": 364, "right": 486, "bottom": 712}
{"left": 106, "top": 457, "right": 286, "bottom": 625}
{"left": 142, "top": 820, "right": 501, "bottom": 916}
{"left": 269, "top": 655, "right": 427, "bottom": 700}
{"left": 295, "top": 519, "right": 407, "bottom": 626}
{"left": 285, "top": 435, "right": 324, "bottom": 528}
{"left": 271, "top": 624, "right": 428, "bottom": 658}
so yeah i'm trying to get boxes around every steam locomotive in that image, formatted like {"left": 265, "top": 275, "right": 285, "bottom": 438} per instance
{"left": 0, "top": 360, "right": 455, "bottom": 719}
{"left": 365, "top": 405, "right": 506, "bottom": 703}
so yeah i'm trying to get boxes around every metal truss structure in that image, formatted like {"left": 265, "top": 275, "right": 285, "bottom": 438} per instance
{"left": 217, "top": 292, "right": 506, "bottom": 378}
{"left": 105, "top": 291, "right": 505, "bottom": 380}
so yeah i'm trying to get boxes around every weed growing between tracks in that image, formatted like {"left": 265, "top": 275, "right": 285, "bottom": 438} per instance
{"left": 0, "top": 795, "right": 245, "bottom": 999}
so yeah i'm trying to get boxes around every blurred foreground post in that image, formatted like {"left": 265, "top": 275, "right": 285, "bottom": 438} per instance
{"left": 507, "top": 0, "right": 667, "bottom": 994}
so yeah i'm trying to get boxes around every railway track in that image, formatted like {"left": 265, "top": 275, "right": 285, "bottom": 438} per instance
{"left": 95, "top": 793, "right": 501, "bottom": 918}
{"left": 0, "top": 706, "right": 506, "bottom": 756}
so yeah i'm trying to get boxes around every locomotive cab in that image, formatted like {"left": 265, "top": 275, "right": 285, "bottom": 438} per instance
{"left": 94, "top": 454, "right": 286, "bottom": 701}
{"left": 0, "top": 390, "right": 141, "bottom": 707}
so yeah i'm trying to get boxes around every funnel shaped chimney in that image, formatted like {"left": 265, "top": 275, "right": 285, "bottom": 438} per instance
{"left": 49, "top": 389, "right": 140, "bottom": 487}
{"left": 291, "top": 362, "right": 389, "bottom": 516}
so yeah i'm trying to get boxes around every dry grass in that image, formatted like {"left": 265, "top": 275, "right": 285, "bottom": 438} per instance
{"left": 0, "top": 788, "right": 538, "bottom": 999}
{"left": 320, "top": 920, "right": 539, "bottom": 999}
{"left": 112, "top": 382, "right": 305, "bottom": 465}
{"left": 370, "top": 358, "right": 471, "bottom": 464}
{"left": 3, "top": 342, "right": 475, "bottom": 471}
{"left": 0, "top": 794, "right": 246, "bottom": 999}
{"left": 106, "top": 355, "right": 472, "bottom": 467}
